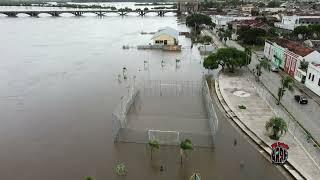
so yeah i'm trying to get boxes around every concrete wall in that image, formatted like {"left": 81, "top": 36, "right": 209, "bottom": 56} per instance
{"left": 264, "top": 41, "right": 273, "bottom": 60}
{"left": 153, "top": 34, "right": 176, "bottom": 45}
{"left": 305, "top": 64, "right": 320, "bottom": 96}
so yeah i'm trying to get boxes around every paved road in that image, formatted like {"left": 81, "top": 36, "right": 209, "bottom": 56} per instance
{"left": 249, "top": 53, "right": 320, "bottom": 143}
{"left": 205, "top": 28, "right": 320, "bottom": 143}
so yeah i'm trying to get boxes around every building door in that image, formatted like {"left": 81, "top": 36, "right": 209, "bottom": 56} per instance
{"left": 164, "top": 40, "right": 167, "bottom": 45}
{"left": 302, "top": 76, "right": 306, "bottom": 84}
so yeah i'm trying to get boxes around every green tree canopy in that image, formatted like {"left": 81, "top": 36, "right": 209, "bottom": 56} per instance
{"left": 293, "top": 26, "right": 311, "bottom": 39}
{"left": 186, "top": 13, "right": 212, "bottom": 27}
{"left": 203, "top": 48, "right": 247, "bottom": 73}
{"left": 238, "top": 27, "right": 266, "bottom": 45}
{"left": 267, "top": 1, "right": 281, "bottom": 8}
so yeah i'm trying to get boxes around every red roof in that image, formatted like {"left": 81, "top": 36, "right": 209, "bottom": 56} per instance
{"left": 273, "top": 38, "right": 314, "bottom": 57}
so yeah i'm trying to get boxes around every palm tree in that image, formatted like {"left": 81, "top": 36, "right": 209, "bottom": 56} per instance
{"left": 265, "top": 117, "right": 288, "bottom": 140}
{"left": 244, "top": 47, "right": 252, "bottom": 66}
{"left": 277, "top": 75, "right": 294, "bottom": 105}
{"left": 180, "top": 139, "right": 193, "bottom": 165}
{"left": 148, "top": 140, "right": 160, "bottom": 160}
{"left": 255, "top": 58, "right": 271, "bottom": 81}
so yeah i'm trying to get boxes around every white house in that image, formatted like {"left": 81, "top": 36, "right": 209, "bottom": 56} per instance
{"left": 305, "top": 62, "right": 320, "bottom": 96}
{"left": 294, "top": 51, "right": 320, "bottom": 83}
{"left": 211, "top": 15, "right": 254, "bottom": 27}
{"left": 152, "top": 27, "right": 179, "bottom": 45}
{"left": 275, "top": 15, "right": 320, "bottom": 31}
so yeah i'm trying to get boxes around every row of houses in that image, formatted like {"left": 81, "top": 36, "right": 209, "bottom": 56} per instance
{"left": 264, "top": 38, "right": 320, "bottom": 96}
{"left": 275, "top": 15, "right": 320, "bottom": 30}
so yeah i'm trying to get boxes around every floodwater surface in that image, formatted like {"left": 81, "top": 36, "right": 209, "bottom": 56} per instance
{"left": 0, "top": 14, "right": 291, "bottom": 179}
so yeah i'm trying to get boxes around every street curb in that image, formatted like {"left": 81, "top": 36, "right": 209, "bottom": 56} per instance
{"left": 214, "top": 73, "right": 308, "bottom": 180}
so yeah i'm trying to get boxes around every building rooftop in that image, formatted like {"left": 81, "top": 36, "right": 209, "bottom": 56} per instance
{"left": 152, "top": 27, "right": 179, "bottom": 40}
{"left": 273, "top": 38, "right": 314, "bottom": 57}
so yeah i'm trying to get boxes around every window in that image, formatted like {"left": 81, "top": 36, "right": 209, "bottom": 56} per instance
{"left": 312, "top": 75, "right": 315, "bottom": 81}
{"left": 318, "top": 78, "right": 320, "bottom": 86}
{"left": 309, "top": 73, "right": 311, "bottom": 79}
{"left": 155, "top": 40, "right": 159, "bottom": 44}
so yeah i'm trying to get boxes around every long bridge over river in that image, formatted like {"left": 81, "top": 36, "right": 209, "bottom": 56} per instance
{"left": 0, "top": 9, "right": 177, "bottom": 17}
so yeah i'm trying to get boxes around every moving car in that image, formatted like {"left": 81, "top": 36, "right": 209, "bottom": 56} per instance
{"left": 294, "top": 95, "right": 308, "bottom": 104}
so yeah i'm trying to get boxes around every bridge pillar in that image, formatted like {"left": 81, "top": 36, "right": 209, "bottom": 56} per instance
{"left": 158, "top": 11, "right": 164, "bottom": 17}
{"left": 74, "top": 12, "right": 83, "bottom": 16}
{"left": 139, "top": 11, "right": 145, "bottom": 16}
{"left": 7, "top": 12, "right": 17, "bottom": 17}
{"left": 50, "top": 12, "right": 59, "bottom": 17}
{"left": 98, "top": 12, "right": 103, "bottom": 16}
{"left": 30, "top": 12, "right": 38, "bottom": 17}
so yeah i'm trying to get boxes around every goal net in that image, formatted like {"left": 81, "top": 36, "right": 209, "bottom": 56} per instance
{"left": 148, "top": 129, "right": 180, "bottom": 145}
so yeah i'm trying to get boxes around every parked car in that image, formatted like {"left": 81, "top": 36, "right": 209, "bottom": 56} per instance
{"left": 294, "top": 95, "right": 308, "bottom": 104}
{"left": 271, "top": 66, "right": 280, "bottom": 72}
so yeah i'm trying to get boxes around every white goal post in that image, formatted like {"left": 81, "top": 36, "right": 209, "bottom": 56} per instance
{"left": 148, "top": 129, "right": 180, "bottom": 145}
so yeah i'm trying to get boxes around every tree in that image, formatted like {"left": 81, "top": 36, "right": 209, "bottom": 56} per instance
{"left": 85, "top": 177, "right": 93, "bottom": 180}
{"left": 265, "top": 117, "right": 288, "bottom": 140}
{"left": 293, "top": 26, "right": 311, "bottom": 40}
{"left": 257, "top": 2, "right": 266, "bottom": 7}
{"left": 198, "top": 35, "right": 212, "bottom": 44}
{"left": 308, "top": 24, "right": 320, "bottom": 39}
{"left": 267, "top": 1, "right": 281, "bottom": 8}
{"left": 256, "top": 58, "right": 271, "bottom": 81}
{"left": 251, "top": 9, "right": 259, "bottom": 16}
{"left": 180, "top": 139, "right": 193, "bottom": 165}
{"left": 212, "top": 23, "right": 216, "bottom": 29}
{"left": 186, "top": 13, "right": 212, "bottom": 28}
{"left": 277, "top": 75, "right": 294, "bottom": 105}
{"left": 238, "top": 27, "right": 266, "bottom": 45}
{"left": 203, "top": 48, "right": 247, "bottom": 73}
{"left": 300, "top": 59, "right": 309, "bottom": 70}
{"left": 245, "top": 47, "right": 252, "bottom": 65}
{"left": 148, "top": 140, "right": 160, "bottom": 160}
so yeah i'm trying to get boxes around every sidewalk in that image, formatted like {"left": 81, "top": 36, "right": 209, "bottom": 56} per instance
{"left": 204, "top": 28, "right": 320, "bottom": 144}
{"left": 201, "top": 29, "right": 225, "bottom": 49}
{"left": 278, "top": 71, "right": 320, "bottom": 106}
{"left": 248, "top": 54, "right": 320, "bottom": 143}
{"left": 216, "top": 70, "right": 320, "bottom": 180}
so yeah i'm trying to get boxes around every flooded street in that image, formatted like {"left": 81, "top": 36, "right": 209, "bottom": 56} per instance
{"left": 0, "top": 14, "right": 290, "bottom": 179}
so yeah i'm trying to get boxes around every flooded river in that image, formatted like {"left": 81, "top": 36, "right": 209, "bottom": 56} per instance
{"left": 0, "top": 13, "right": 291, "bottom": 179}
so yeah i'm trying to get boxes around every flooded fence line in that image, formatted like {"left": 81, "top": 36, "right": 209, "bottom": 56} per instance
{"left": 112, "top": 85, "right": 139, "bottom": 142}
{"left": 112, "top": 78, "right": 219, "bottom": 148}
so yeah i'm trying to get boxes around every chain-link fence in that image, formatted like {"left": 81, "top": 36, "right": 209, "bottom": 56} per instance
{"left": 112, "top": 85, "right": 139, "bottom": 142}
{"left": 112, "top": 79, "right": 219, "bottom": 148}
{"left": 202, "top": 77, "right": 219, "bottom": 145}
{"left": 248, "top": 70, "right": 320, "bottom": 166}
{"left": 141, "top": 80, "right": 202, "bottom": 97}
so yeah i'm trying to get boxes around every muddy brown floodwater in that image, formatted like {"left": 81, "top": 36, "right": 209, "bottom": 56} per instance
{"left": 0, "top": 13, "right": 291, "bottom": 179}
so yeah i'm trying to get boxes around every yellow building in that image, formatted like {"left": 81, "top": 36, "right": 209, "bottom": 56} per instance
{"left": 152, "top": 27, "right": 179, "bottom": 46}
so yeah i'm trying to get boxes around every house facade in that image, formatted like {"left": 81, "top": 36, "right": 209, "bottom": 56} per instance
{"left": 264, "top": 38, "right": 315, "bottom": 83}
{"left": 152, "top": 27, "right": 179, "bottom": 46}
{"left": 177, "top": 0, "right": 199, "bottom": 13}
{"left": 274, "top": 15, "right": 320, "bottom": 30}
{"left": 211, "top": 15, "right": 254, "bottom": 27}
{"left": 305, "top": 62, "right": 320, "bottom": 96}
